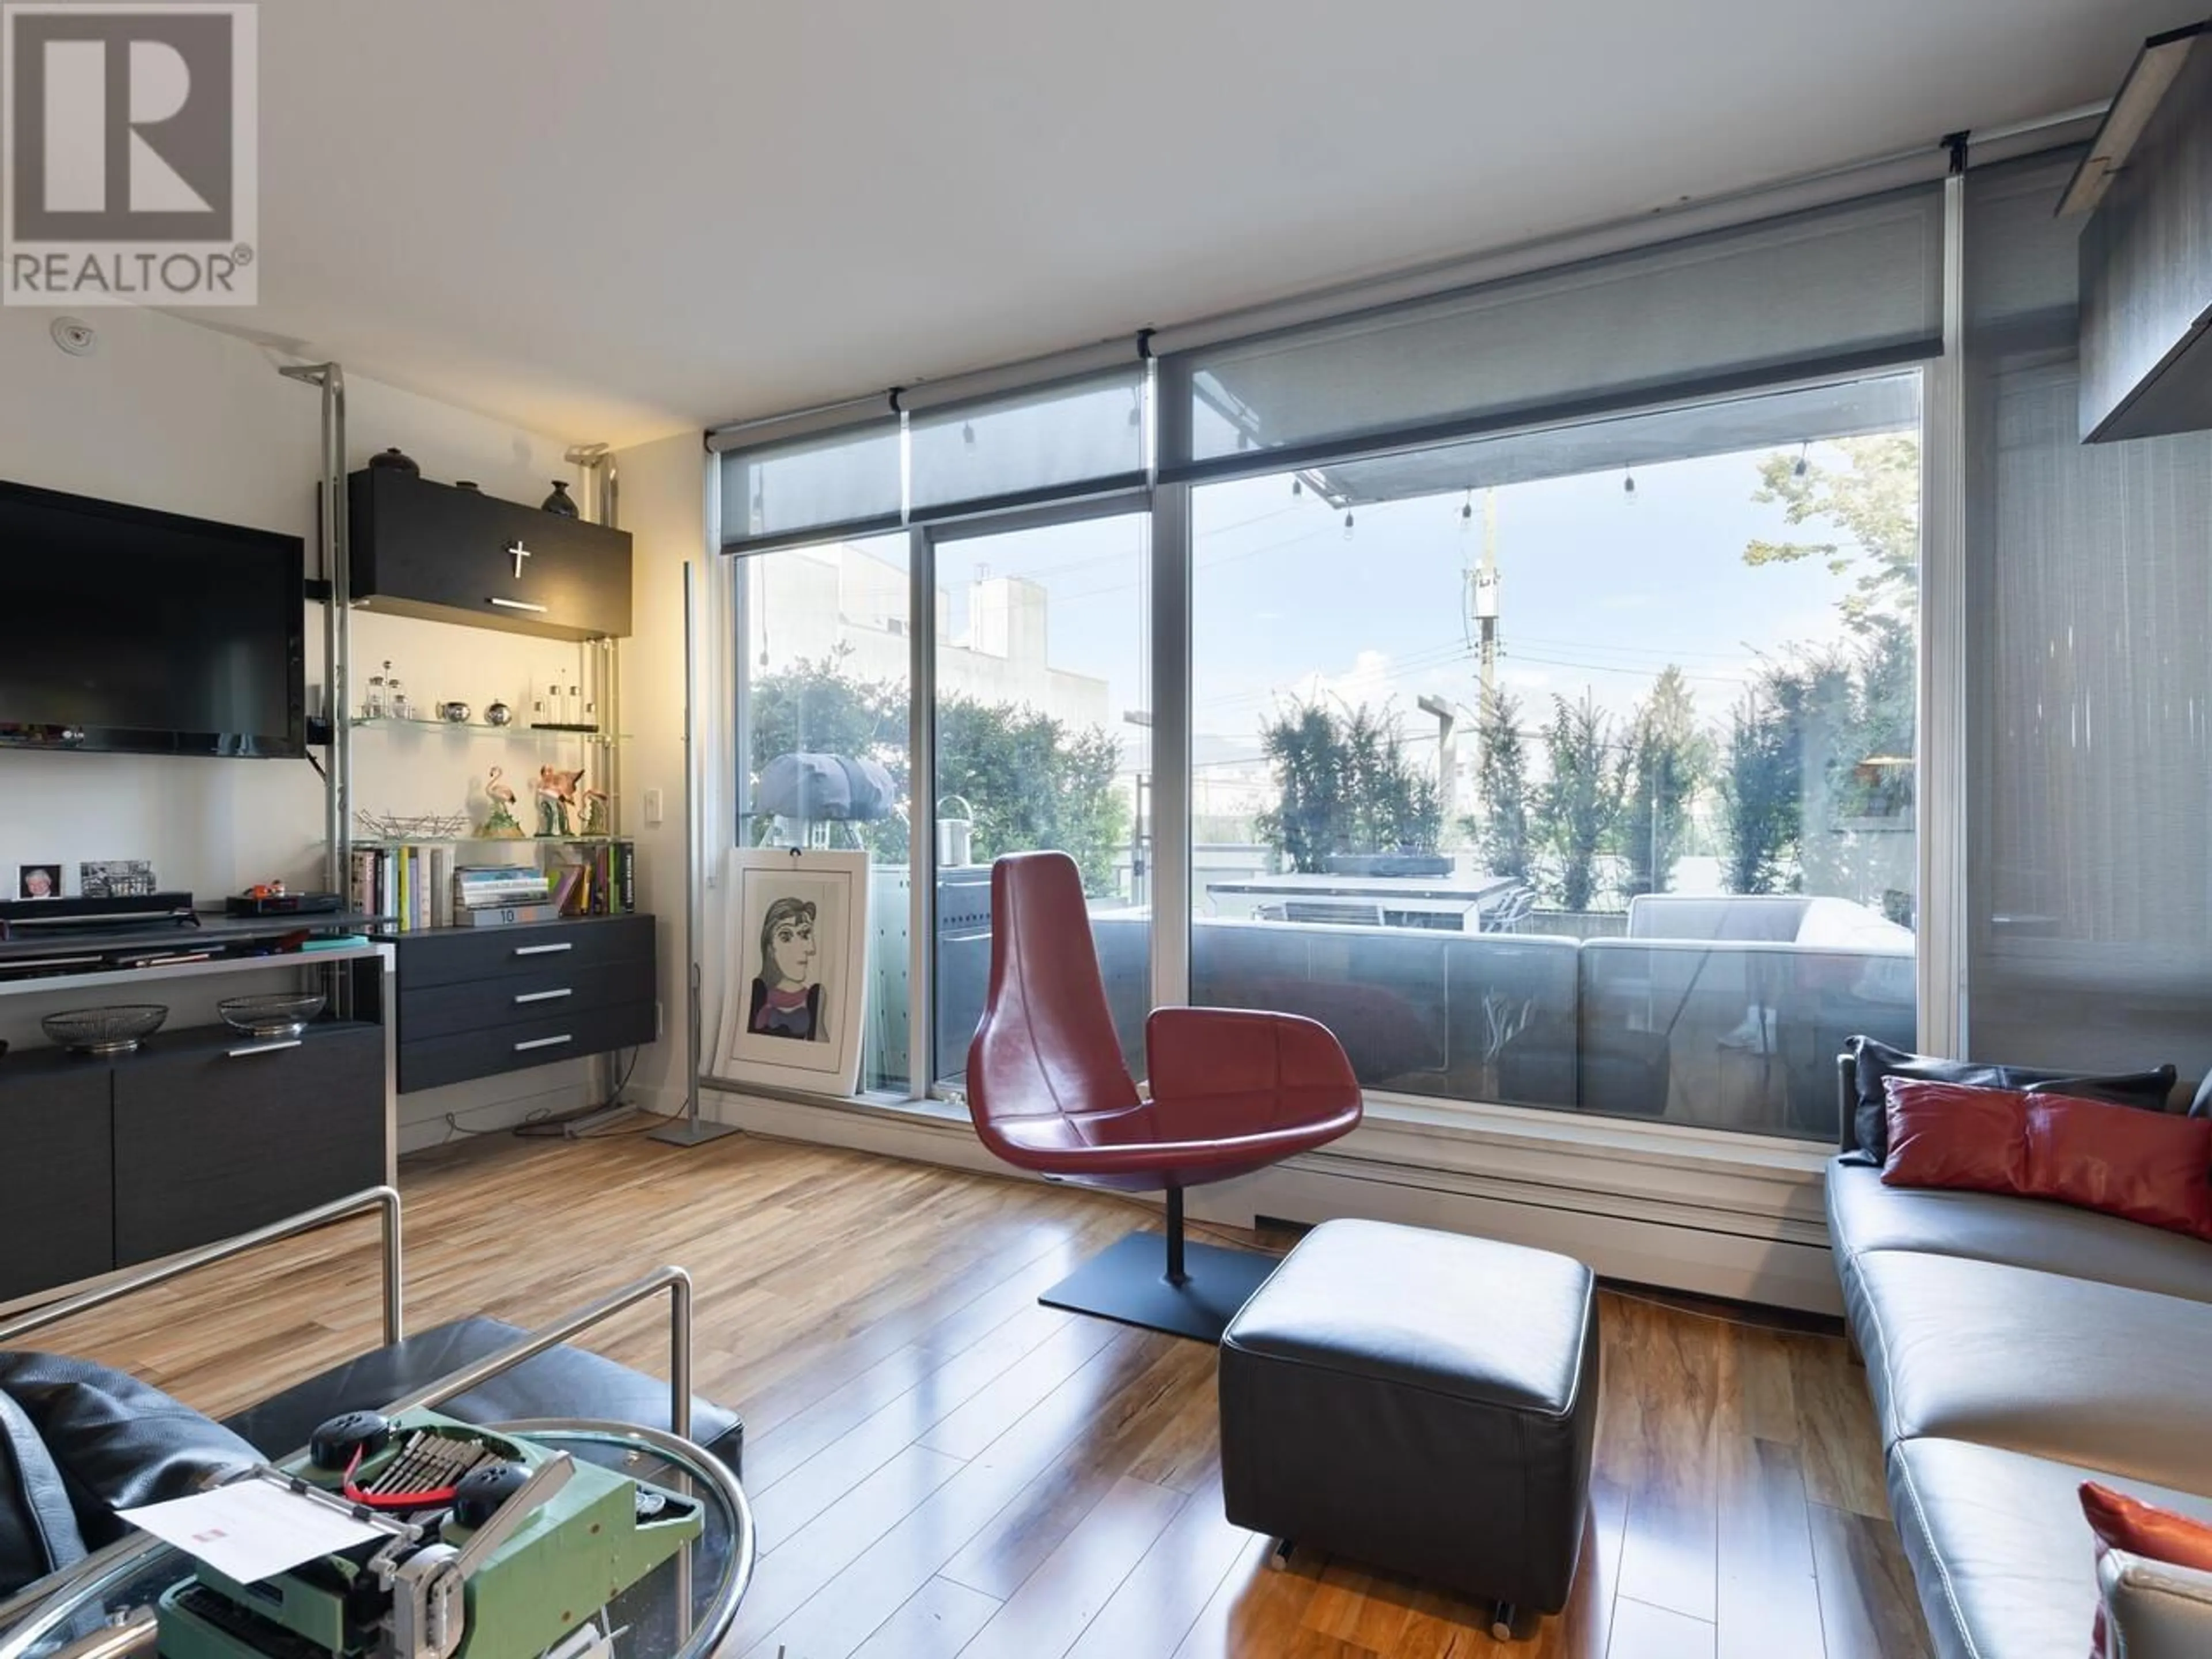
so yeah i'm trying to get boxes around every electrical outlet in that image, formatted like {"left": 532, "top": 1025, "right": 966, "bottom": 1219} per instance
{"left": 643, "top": 787, "right": 664, "bottom": 827}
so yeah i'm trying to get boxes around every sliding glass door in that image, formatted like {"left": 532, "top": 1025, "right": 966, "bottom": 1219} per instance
{"left": 928, "top": 510, "right": 1152, "bottom": 1087}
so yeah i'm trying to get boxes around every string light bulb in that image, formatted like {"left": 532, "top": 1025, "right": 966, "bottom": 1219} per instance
{"left": 1793, "top": 442, "right": 1810, "bottom": 479}
{"left": 1622, "top": 466, "right": 1637, "bottom": 502}
{"left": 1343, "top": 510, "right": 1355, "bottom": 541}
{"left": 1291, "top": 477, "right": 1302, "bottom": 497}
{"left": 1460, "top": 491, "right": 1475, "bottom": 532}
{"left": 962, "top": 421, "right": 976, "bottom": 448}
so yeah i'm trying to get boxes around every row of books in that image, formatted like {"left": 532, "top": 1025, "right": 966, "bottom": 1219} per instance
{"left": 348, "top": 842, "right": 639, "bottom": 930}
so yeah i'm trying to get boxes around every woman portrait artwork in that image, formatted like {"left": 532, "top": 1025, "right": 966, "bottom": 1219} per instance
{"left": 748, "top": 895, "right": 827, "bottom": 1044}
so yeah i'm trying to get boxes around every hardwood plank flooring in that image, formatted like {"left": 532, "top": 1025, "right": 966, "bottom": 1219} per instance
{"left": 29, "top": 1130, "right": 1928, "bottom": 1658}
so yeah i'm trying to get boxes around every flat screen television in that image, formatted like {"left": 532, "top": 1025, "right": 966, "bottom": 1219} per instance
{"left": 0, "top": 479, "right": 306, "bottom": 757}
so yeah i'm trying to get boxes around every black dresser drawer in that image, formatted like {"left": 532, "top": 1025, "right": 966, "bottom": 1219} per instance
{"left": 399, "top": 956, "right": 652, "bottom": 1042}
{"left": 395, "top": 915, "right": 655, "bottom": 991}
{"left": 112, "top": 1023, "right": 385, "bottom": 1267}
{"left": 397, "top": 1000, "right": 656, "bottom": 1094}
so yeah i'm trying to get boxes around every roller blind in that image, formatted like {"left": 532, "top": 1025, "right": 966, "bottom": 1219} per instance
{"left": 1164, "top": 185, "right": 1945, "bottom": 480}
{"left": 907, "top": 368, "right": 1148, "bottom": 520}
{"left": 717, "top": 416, "right": 903, "bottom": 552}
{"left": 1962, "top": 149, "right": 2212, "bottom": 1078}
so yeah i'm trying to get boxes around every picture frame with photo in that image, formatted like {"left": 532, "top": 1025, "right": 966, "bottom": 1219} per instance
{"left": 710, "top": 847, "right": 869, "bottom": 1096}
{"left": 16, "top": 864, "right": 61, "bottom": 901}
{"left": 79, "top": 860, "right": 157, "bottom": 899}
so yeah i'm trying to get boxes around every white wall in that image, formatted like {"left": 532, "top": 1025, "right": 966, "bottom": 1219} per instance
{"left": 610, "top": 432, "right": 708, "bottom": 1118}
{"left": 0, "top": 304, "right": 667, "bottom": 1148}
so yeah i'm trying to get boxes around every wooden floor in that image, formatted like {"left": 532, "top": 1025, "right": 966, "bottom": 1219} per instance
{"left": 37, "top": 1131, "right": 1929, "bottom": 1659}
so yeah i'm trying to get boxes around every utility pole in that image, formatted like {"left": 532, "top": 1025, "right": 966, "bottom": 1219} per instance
{"left": 1418, "top": 694, "right": 1457, "bottom": 820}
{"left": 1474, "top": 487, "right": 1499, "bottom": 708}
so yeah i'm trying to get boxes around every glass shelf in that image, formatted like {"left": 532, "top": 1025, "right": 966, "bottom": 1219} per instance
{"left": 349, "top": 715, "right": 626, "bottom": 741}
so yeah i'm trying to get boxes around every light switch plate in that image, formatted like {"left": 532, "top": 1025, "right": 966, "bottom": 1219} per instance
{"left": 643, "top": 787, "right": 664, "bottom": 827}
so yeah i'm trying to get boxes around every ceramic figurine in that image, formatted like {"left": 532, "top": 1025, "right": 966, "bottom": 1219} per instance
{"left": 485, "top": 700, "right": 514, "bottom": 727}
{"left": 580, "top": 787, "right": 609, "bottom": 838}
{"left": 534, "top": 764, "right": 585, "bottom": 837}
{"left": 480, "top": 766, "right": 525, "bottom": 838}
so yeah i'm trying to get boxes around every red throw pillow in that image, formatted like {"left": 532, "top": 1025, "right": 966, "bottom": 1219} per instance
{"left": 2079, "top": 1482, "right": 2212, "bottom": 1654}
{"left": 1880, "top": 1080, "right": 2212, "bottom": 1240}
{"left": 2029, "top": 1092, "right": 2212, "bottom": 1238}
{"left": 1880, "top": 1078, "right": 2029, "bottom": 1194}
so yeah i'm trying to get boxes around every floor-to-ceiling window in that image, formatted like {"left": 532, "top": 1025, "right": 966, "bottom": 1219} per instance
{"left": 736, "top": 533, "right": 914, "bottom": 1092}
{"left": 1187, "top": 376, "right": 1922, "bottom": 1137}
{"left": 929, "top": 512, "right": 1151, "bottom": 1085}
{"left": 713, "top": 179, "right": 1951, "bottom": 1141}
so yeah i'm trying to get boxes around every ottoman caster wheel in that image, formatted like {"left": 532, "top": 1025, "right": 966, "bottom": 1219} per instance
{"left": 1267, "top": 1537, "right": 1296, "bottom": 1572}
{"left": 1490, "top": 1601, "right": 1517, "bottom": 1641}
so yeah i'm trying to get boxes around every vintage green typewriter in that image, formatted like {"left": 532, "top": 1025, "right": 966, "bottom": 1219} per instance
{"left": 154, "top": 1410, "right": 703, "bottom": 1659}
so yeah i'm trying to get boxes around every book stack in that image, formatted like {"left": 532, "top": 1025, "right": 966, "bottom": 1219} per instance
{"left": 549, "top": 840, "right": 639, "bottom": 918}
{"left": 349, "top": 845, "right": 453, "bottom": 931}
{"left": 452, "top": 863, "right": 559, "bottom": 927}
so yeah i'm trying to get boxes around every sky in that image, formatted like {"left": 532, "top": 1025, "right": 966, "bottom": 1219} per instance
{"left": 927, "top": 408, "right": 1915, "bottom": 779}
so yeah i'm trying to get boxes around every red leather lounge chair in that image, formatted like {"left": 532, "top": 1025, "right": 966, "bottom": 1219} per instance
{"left": 965, "top": 851, "right": 1363, "bottom": 1341}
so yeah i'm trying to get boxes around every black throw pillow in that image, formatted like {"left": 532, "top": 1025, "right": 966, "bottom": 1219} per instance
{"left": 1843, "top": 1035, "right": 2176, "bottom": 1164}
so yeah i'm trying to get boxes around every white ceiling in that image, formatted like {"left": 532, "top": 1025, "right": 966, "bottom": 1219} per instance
{"left": 234, "top": 0, "right": 2198, "bottom": 446}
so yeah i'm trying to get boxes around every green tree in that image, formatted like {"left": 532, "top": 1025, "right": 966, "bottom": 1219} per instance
{"left": 1534, "top": 692, "right": 1624, "bottom": 912}
{"left": 1718, "top": 665, "right": 1816, "bottom": 895}
{"left": 1619, "top": 666, "right": 1709, "bottom": 899}
{"left": 1469, "top": 687, "right": 1532, "bottom": 883}
{"left": 747, "top": 650, "right": 1130, "bottom": 896}
{"left": 746, "top": 649, "right": 911, "bottom": 861}
{"left": 1256, "top": 699, "right": 1441, "bottom": 872}
{"left": 1744, "top": 434, "right": 1921, "bottom": 628}
{"left": 937, "top": 698, "right": 1128, "bottom": 896}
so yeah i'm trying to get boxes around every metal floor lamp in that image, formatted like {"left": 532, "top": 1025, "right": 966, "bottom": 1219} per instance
{"left": 654, "top": 559, "right": 738, "bottom": 1147}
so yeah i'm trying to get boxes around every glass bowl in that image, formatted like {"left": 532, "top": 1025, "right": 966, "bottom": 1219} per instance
{"left": 42, "top": 1005, "right": 168, "bottom": 1055}
{"left": 217, "top": 993, "right": 327, "bottom": 1040}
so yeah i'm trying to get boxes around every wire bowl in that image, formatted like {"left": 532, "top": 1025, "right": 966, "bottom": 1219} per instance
{"left": 355, "top": 809, "right": 471, "bottom": 841}
{"left": 42, "top": 1005, "right": 167, "bottom": 1056}
{"left": 217, "top": 993, "right": 328, "bottom": 1040}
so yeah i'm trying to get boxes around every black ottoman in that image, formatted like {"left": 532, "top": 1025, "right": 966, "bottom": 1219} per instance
{"left": 1218, "top": 1219, "right": 1599, "bottom": 1628}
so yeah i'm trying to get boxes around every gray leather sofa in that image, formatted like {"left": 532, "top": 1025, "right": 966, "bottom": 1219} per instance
{"left": 1827, "top": 1052, "right": 2212, "bottom": 1659}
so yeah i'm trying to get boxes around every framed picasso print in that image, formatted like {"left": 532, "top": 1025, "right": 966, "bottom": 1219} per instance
{"left": 711, "top": 846, "right": 868, "bottom": 1096}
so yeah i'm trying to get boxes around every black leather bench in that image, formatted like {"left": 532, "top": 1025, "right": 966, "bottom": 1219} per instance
{"left": 223, "top": 1315, "right": 743, "bottom": 1473}
{"left": 1218, "top": 1219, "right": 1598, "bottom": 1635}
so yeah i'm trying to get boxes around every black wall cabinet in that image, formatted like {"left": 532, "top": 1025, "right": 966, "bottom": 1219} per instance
{"left": 0, "top": 1068, "right": 113, "bottom": 1301}
{"left": 0, "top": 1022, "right": 385, "bottom": 1302}
{"left": 348, "top": 470, "right": 632, "bottom": 640}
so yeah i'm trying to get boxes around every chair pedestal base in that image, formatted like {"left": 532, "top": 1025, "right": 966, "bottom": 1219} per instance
{"left": 1040, "top": 1230, "right": 1281, "bottom": 1344}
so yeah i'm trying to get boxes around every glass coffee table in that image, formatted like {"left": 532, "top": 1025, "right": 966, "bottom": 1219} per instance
{"left": 0, "top": 1419, "right": 753, "bottom": 1659}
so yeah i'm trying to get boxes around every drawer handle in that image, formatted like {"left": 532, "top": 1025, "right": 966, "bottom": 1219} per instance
{"left": 514, "top": 1033, "right": 573, "bottom": 1053}
{"left": 513, "top": 942, "right": 573, "bottom": 957}
{"left": 513, "top": 987, "right": 573, "bottom": 1004}
{"left": 487, "top": 597, "right": 550, "bottom": 614}
{"left": 226, "top": 1039, "right": 303, "bottom": 1058}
